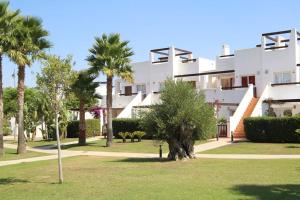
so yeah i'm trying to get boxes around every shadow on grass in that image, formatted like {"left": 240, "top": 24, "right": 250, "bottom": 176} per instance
{"left": 59, "top": 142, "right": 100, "bottom": 150}
{"left": 108, "top": 157, "right": 169, "bottom": 163}
{"left": 232, "top": 184, "right": 300, "bottom": 200}
{"left": 286, "top": 145, "right": 300, "bottom": 149}
{"left": 0, "top": 178, "right": 29, "bottom": 185}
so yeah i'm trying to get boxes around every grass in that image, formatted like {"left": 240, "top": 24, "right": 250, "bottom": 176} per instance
{"left": 0, "top": 148, "right": 48, "bottom": 161}
{"left": 27, "top": 138, "right": 78, "bottom": 148}
{"left": 202, "top": 141, "right": 300, "bottom": 154}
{"left": 59, "top": 139, "right": 208, "bottom": 154}
{"left": 60, "top": 139, "right": 169, "bottom": 153}
{"left": 0, "top": 156, "right": 300, "bottom": 200}
{"left": 5, "top": 138, "right": 78, "bottom": 148}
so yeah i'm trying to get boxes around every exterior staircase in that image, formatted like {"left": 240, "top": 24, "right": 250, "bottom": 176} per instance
{"left": 234, "top": 97, "right": 259, "bottom": 138}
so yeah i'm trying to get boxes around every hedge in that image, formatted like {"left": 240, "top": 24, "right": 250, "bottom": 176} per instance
{"left": 244, "top": 116, "right": 300, "bottom": 142}
{"left": 112, "top": 118, "right": 152, "bottom": 139}
{"left": 67, "top": 119, "right": 101, "bottom": 138}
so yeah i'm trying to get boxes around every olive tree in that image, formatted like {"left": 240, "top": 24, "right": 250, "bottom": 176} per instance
{"left": 142, "top": 79, "right": 216, "bottom": 160}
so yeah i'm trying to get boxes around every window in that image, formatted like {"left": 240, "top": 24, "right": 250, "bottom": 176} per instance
{"left": 136, "top": 84, "right": 146, "bottom": 94}
{"left": 221, "top": 78, "right": 234, "bottom": 88}
{"left": 274, "top": 72, "right": 291, "bottom": 84}
{"left": 241, "top": 76, "right": 255, "bottom": 87}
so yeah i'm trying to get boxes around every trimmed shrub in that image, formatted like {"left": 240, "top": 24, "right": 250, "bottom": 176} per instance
{"left": 112, "top": 118, "right": 149, "bottom": 138}
{"left": 244, "top": 116, "right": 300, "bottom": 142}
{"left": 128, "top": 132, "right": 135, "bottom": 142}
{"left": 118, "top": 132, "right": 128, "bottom": 143}
{"left": 67, "top": 119, "right": 101, "bottom": 138}
{"left": 134, "top": 131, "right": 146, "bottom": 142}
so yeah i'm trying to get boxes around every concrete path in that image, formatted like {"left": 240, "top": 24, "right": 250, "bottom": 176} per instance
{"left": 193, "top": 138, "right": 232, "bottom": 153}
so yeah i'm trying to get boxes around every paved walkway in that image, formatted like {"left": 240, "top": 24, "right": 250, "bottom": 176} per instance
{"left": 194, "top": 138, "right": 232, "bottom": 153}
{"left": 2, "top": 138, "right": 300, "bottom": 167}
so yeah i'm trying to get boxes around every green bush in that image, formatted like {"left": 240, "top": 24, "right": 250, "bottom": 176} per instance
{"left": 118, "top": 132, "right": 128, "bottom": 143}
{"left": 133, "top": 131, "right": 146, "bottom": 142}
{"left": 112, "top": 118, "right": 151, "bottom": 138}
{"left": 67, "top": 119, "right": 101, "bottom": 138}
{"left": 244, "top": 116, "right": 300, "bottom": 142}
{"left": 128, "top": 132, "right": 135, "bottom": 142}
{"left": 283, "top": 109, "right": 292, "bottom": 117}
{"left": 3, "top": 119, "right": 12, "bottom": 136}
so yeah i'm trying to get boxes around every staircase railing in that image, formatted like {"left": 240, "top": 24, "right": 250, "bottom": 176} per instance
{"left": 229, "top": 84, "right": 254, "bottom": 136}
{"left": 117, "top": 92, "right": 142, "bottom": 118}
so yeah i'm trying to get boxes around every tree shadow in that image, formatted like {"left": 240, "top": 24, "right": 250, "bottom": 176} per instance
{"left": 231, "top": 184, "right": 300, "bottom": 200}
{"left": 108, "top": 157, "right": 170, "bottom": 163}
{"left": 286, "top": 145, "right": 300, "bottom": 149}
{"left": 56, "top": 142, "right": 99, "bottom": 150}
{"left": 0, "top": 178, "right": 29, "bottom": 185}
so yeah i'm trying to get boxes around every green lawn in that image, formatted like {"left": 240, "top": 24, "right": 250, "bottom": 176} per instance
{"left": 60, "top": 139, "right": 169, "bottom": 153}
{"left": 202, "top": 141, "right": 300, "bottom": 154}
{"left": 28, "top": 138, "right": 78, "bottom": 148}
{"left": 59, "top": 139, "right": 207, "bottom": 154}
{"left": 5, "top": 138, "right": 78, "bottom": 148}
{"left": 0, "top": 148, "right": 48, "bottom": 161}
{"left": 0, "top": 156, "right": 300, "bottom": 200}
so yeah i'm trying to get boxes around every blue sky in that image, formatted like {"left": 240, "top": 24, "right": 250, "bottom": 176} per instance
{"left": 4, "top": 0, "right": 300, "bottom": 87}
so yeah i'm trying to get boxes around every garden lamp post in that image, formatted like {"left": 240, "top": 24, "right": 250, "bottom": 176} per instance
{"left": 159, "top": 144, "right": 162, "bottom": 159}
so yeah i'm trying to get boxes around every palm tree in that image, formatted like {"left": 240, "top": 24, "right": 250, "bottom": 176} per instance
{"left": 87, "top": 33, "right": 134, "bottom": 147}
{"left": 0, "top": 2, "right": 20, "bottom": 157}
{"left": 71, "top": 71, "right": 100, "bottom": 145}
{"left": 9, "top": 16, "right": 51, "bottom": 154}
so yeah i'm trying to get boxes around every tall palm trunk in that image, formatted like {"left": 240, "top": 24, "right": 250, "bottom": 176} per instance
{"left": 17, "top": 65, "right": 26, "bottom": 154}
{"left": 0, "top": 54, "right": 4, "bottom": 157}
{"left": 78, "top": 100, "right": 86, "bottom": 145}
{"left": 106, "top": 76, "right": 113, "bottom": 147}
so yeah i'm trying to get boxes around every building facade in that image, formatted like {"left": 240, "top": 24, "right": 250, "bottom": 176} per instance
{"left": 101, "top": 28, "right": 300, "bottom": 138}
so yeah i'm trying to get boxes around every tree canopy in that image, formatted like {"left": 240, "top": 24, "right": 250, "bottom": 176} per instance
{"left": 142, "top": 79, "right": 216, "bottom": 160}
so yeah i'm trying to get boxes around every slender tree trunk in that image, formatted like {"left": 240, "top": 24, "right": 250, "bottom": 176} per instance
{"left": 55, "top": 110, "right": 63, "bottom": 183}
{"left": 78, "top": 100, "right": 86, "bottom": 145}
{"left": 106, "top": 76, "right": 113, "bottom": 147}
{"left": 17, "top": 65, "right": 26, "bottom": 154}
{"left": 0, "top": 55, "right": 4, "bottom": 157}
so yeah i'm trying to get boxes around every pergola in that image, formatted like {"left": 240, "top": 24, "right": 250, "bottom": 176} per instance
{"left": 150, "top": 47, "right": 196, "bottom": 64}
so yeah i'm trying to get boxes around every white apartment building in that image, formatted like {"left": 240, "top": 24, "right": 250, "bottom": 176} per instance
{"left": 101, "top": 28, "right": 300, "bottom": 138}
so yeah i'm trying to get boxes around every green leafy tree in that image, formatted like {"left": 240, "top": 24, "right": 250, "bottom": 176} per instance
{"left": 58, "top": 106, "right": 69, "bottom": 139}
{"left": 23, "top": 88, "right": 41, "bottom": 141}
{"left": 87, "top": 33, "right": 134, "bottom": 147}
{"left": 37, "top": 54, "right": 76, "bottom": 184}
{"left": 142, "top": 79, "right": 216, "bottom": 160}
{"left": 8, "top": 16, "right": 51, "bottom": 154}
{"left": 4, "top": 87, "right": 42, "bottom": 140}
{"left": 0, "top": 2, "right": 20, "bottom": 157}
{"left": 3, "top": 87, "right": 17, "bottom": 117}
{"left": 71, "top": 71, "right": 100, "bottom": 145}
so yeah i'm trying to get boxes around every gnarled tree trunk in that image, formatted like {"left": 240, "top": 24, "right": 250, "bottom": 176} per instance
{"left": 17, "top": 65, "right": 26, "bottom": 154}
{"left": 167, "top": 126, "right": 196, "bottom": 160}
{"left": 0, "top": 55, "right": 3, "bottom": 157}
{"left": 78, "top": 100, "right": 86, "bottom": 145}
{"left": 106, "top": 76, "right": 113, "bottom": 147}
